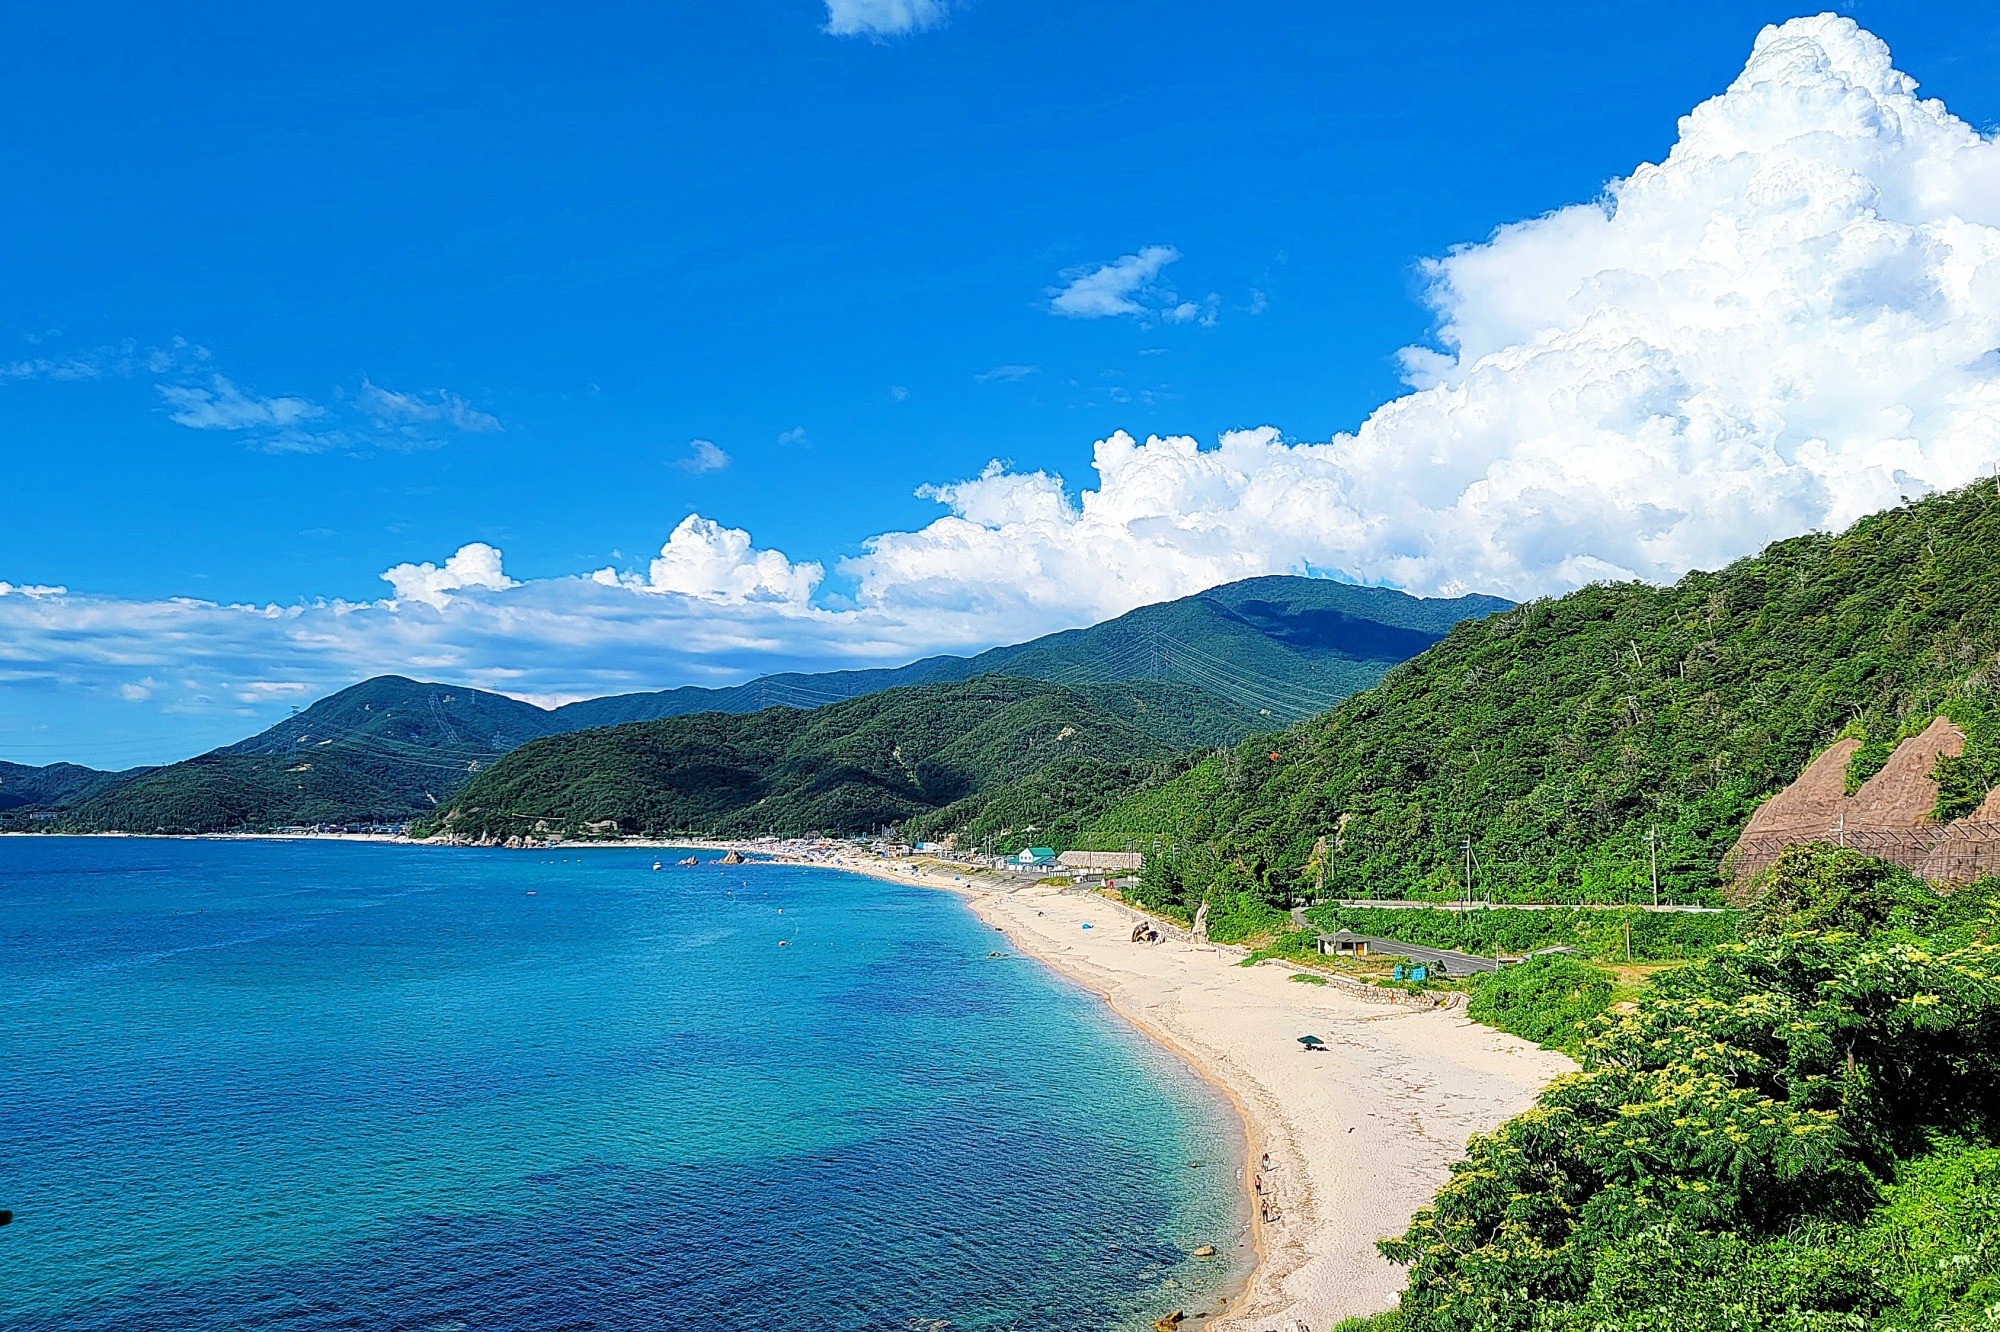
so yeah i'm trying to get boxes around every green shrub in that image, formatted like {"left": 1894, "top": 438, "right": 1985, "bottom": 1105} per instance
{"left": 1198, "top": 890, "right": 1291, "bottom": 945}
{"left": 1377, "top": 908, "right": 2000, "bottom": 1332}
{"left": 1464, "top": 953, "right": 1614, "bottom": 1053}
{"left": 1863, "top": 1141, "right": 2000, "bottom": 1330}
{"left": 1741, "top": 843, "right": 1937, "bottom": 938}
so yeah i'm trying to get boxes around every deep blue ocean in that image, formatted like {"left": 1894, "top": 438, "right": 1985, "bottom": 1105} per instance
{"left": 0, "top": 838, "right": 1246, "bottom": 1330}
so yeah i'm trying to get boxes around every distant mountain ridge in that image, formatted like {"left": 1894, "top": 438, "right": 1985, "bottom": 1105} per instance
{"left": 551, "top": 577, "right": 1511, "bottom": 729}
{"left": 423, "top": 677, "right": 1215, "bottom": 842}
{"left": 0, "top": 761, "right": 142, "bottom": 815}
{"left": 6, "top": 574, "right": 1511, "bottom": 834}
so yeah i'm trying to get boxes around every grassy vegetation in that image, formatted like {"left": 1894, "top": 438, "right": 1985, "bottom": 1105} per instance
{"left": 1369, "top": 847, "right": 2000, "bottom": 1331}
{"left": 1304, "top": 904, "right": 1738, "bottom": 962}
{"left": 1465, "top": 954, "right": 1616, "bottom": 1054}
{"left": 1082, "top": 480, "right": 2000, "bottom": 915}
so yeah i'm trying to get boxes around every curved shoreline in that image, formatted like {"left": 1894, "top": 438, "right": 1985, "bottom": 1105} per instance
{"left": 21, "top": 831, "right": 1573, "bottom": 1327}
{"left": 796, "top": 850, "right": 1575, "bottom": 1330}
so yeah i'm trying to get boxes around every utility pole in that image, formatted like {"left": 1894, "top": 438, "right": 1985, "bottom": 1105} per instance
{"left": 1648, "top": 828, "right": 1659, "bottom": 907}
{"left": 1462, "top": 838, "right": 1473, "bottom": 908}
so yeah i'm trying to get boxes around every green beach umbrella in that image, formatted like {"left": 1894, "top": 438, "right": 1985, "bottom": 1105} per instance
{"left": 1297, "top": 1035, "right": 1325, "bottom": 1050}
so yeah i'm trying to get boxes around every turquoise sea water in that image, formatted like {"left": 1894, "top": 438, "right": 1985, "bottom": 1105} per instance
{"left": 0, "top": 838, "right": 1246, "bottom": 1330}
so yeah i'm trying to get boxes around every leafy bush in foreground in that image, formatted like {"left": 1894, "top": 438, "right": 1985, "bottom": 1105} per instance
{"left": 1741, "top": 842, "right": 1938, "bottom": 939}
{"left": 1373, "top": 862, "right": 2000, "bottom": 1331}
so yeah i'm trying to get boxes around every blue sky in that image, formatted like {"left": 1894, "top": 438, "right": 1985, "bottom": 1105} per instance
{"left": 8, "top": 1, "right": 2000, "bottom": 765}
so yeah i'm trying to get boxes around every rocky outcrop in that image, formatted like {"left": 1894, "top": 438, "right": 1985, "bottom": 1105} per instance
{"left": 1737, "top": 737, "right": 1859, "bottom": 838}
{"left": 1845, "top": 716, "right": 1965, "bottom": 829}
{"left": 1727, "top": 716, "right": 2000, "bottom": 893}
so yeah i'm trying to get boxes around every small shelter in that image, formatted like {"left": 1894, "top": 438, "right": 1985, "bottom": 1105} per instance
{"left": 1316, "top": 929, "right": 1507, "bottom": 976}
{"left": 1317, "top": 929, "right": 1374, "bottom": 958}
{"left": 1014, "top": 847, "right": 1059, "bottom": 867}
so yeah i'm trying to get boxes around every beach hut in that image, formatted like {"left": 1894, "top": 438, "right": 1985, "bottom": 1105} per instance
{"left": 1317, "top": 929, "right": 1373, "bottom": 958}
{"left": 1014, "top": 847, "right": 1059, "bottom": 868}
{"left": 1316, "top": 930, "right": 1506, "bottom": 976}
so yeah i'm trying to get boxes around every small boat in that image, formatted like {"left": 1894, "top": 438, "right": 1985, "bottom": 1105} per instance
{"left": 652, "top": 860, "right": 663, "bottom": 871}
{"left": 678, "top": 856, "right": 698, "bottom": 867}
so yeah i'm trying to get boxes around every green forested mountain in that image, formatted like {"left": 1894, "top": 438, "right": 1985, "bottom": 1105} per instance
{"left": 550, "top": 575, "right": 1511, "bottom": 729}
{"left": 217, "top": 674, "right": 555, "bottom": 759}
{"left": 420, "top": 676, "right": 1204, "bottom": 842}
{"left": 902, "top": 753, "right": 1198, "bottom": 857}
{"left": 0, "top": 761, "right": 141, "bottom": 824}
{"left": 15, "top": 574, "right": 1496, "bottom": 833}
{"left": 1088, "top": 480, "right": 2000, "bottom": 911}
{"left": 57, "top": 677, "right": 555, "bottom": 834}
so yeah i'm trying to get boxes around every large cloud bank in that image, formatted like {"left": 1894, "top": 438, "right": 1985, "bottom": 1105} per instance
{"left": 13, "top": 15, "right": 2000, "bottom": 758}
{"left": 853, "top": 15, "right": 2000, "bottom": 608}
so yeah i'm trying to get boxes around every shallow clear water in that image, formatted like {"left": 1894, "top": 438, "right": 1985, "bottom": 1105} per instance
{"left": 0, "top": 839, "right": 1246, "bottom": 1330}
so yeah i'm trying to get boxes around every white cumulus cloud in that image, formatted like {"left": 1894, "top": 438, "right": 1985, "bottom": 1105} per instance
{"left": 18, "top": 15, "right": 2000, "bottom": 761}
{"left": 595, "top": 516, "right": 824, "bottom": 606}
{"left": 857, "top": 14, "right": 2000, "bottom": 607}
{"left": 380, "top": 543, "right": 516, "bottom": 610}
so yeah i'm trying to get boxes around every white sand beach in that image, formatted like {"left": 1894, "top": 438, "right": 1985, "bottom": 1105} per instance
{"left": 810, "top": 852, "right": 1575, "bottom": 1331}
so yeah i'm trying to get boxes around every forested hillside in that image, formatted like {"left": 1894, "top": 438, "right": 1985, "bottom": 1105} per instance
{"left": 552, "top": 575, "right": 1510, "bottom": 729}
{"left": 57, "top": 677, "right": 553, "bottom": 834}
{"left": 421, "top": 676, "right": 1204, "bottom": 842}
{"left": 0, "top": 761, "right": 140, "bottom": 826}
{"left": 1089, "top": 481, "right": 2000, "bottom": 912}
{"left": 11, "top": 575, "right": 1495, "bottom": 833}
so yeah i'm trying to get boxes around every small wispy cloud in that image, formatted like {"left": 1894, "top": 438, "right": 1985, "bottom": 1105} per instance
{"left": 824, "top": 0, "right": 950, "bottom": 38}
{"left": 2, "top": 355, "right": 104, "bottom": 382}
{"left": 1161, "top": 295, "right": 1221, "bottom": 328}
{"left": 888, "top": 385, "right": 909, "bottom": 402}
{"left": 675, "top": 439, "right": 731, "bottom": 474}
{"left": 157, "top": 375, "right": 325, "bottom": 432}
{"left": 1049, "top": 246, "right": 1182, "bottom": 320}
{"left": 975, "top": 364, "right": 1039, "bottom": 383}
{"left": 356, "top": 380, "right": 501, "bottom": 434}
{"left": 776, "top": 426, "right": 809, "bottom": 445}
